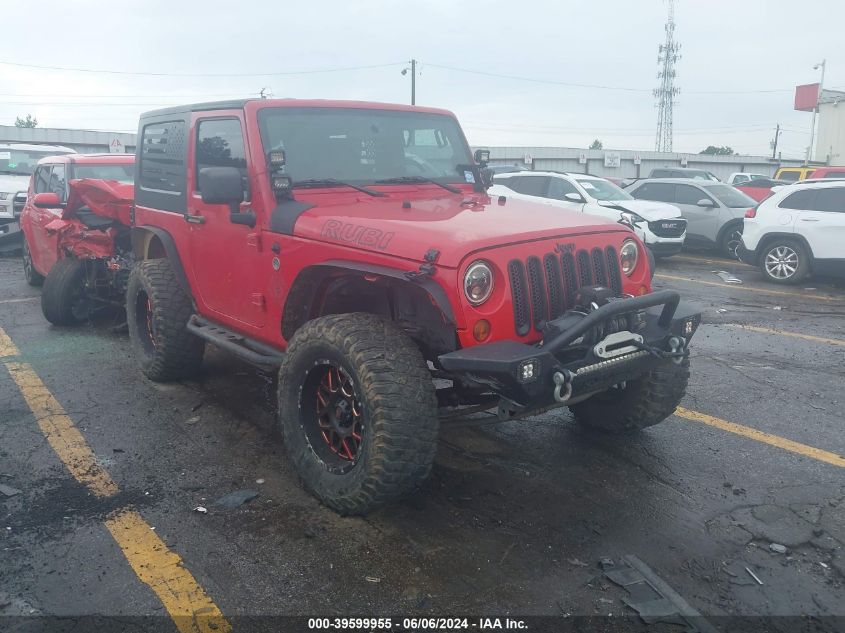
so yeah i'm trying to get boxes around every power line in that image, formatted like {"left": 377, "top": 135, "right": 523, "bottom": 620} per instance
{"left": 0, "top": 59, "right": 404, "bottom": 77}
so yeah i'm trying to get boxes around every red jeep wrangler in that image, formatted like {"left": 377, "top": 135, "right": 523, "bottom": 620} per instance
{"left": 123, "top": 99, "right": 699, "bottom": 514}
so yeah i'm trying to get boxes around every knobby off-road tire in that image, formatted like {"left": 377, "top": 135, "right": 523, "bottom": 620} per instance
{"left": 126, "top": 259, "right": 204, "bottom": 382}
{"left": 571, "top": 357, "right": 690, "bottom": 434}
{"left": 41, "top": 257, "right": 85, "bottom": 326}
{"left": 22, "top": 237, "right": 44, "bottom": 286}
{"left": 278, "top": 313, "right": 438, "bottom": 515}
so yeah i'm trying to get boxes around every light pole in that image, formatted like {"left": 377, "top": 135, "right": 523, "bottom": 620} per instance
{"left": 807, "top": 59, "right": 826, "bottom": 164}
{"left": 401, "top": 59, "right": 417, "bottom": 105}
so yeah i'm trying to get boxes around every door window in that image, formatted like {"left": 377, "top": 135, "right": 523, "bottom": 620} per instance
{"left": 33, "top": 166, "right": 51, "bottom": 194}
{"left": 547, "top": 177, "right": 579, "bottom": 200}
{"left": 777, "top": 170, "right": 800, "bottom": 182}
{"left": 511, "top": 175, "right": 549, "bottom": 197}
{"left": 675, "top": 184, "right": 710, "bottom": 205}
{"left": 631, "top": 182, "right": 674, "bottom": 202}
{"left": 49, "top": 164, "right": 67, "bottom": 202}
{"left": 197, "top": 118, "right": 249, "bottom": 200}
{"left": 812, "top": 187, "right": 845, "bottom": 213}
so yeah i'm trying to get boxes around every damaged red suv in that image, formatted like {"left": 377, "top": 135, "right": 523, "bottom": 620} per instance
{"left": 19, "top": 153, "right": 135, "bottom": 324}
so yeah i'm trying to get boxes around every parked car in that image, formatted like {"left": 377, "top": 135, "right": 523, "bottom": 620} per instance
{"left": 805, "top": 166, "right": 845, "bottom": 179}
{"left": 734, "top": 178, "right": 788, "bottom": 203}
{"left": 19, "top": 153, "right": 134, "bottom": 291}
{"left": 43, "top": 99, "right": 701, "bottom": 515}
{"left": 487, "top": 164, "right": 531, "bottom": 174}
{"left": 648, "top": 167, "right": 721, "bottom": 181}
{"left": 773, "top": 166, "right": 815, "bottom": 182}
{"left": 0, "top": 143, "right": 76, "bottom": 231}
{"left": 739, "top": 181, "right": 845, "bottom": 284}
{"left": 626, "top": 178, "right": 757, "bottom": 258}
{"left": 490, "top": 171, "right": 687, "bottom": 257}
{"left": 727, "top": 172, "right": 769, "bottom": 185}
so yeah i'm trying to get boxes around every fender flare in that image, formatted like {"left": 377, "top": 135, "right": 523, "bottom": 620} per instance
{"left": 130, "top": 226, "right": 192, "bottom": 296}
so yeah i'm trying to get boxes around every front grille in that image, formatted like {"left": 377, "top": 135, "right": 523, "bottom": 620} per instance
{"left": 648, "top": 218, "right": 687, "bottom": 238}
{"left": 508, "top": 247, "right": 623, "bottom": 336}
{"left": 12, "top": 192, "right": 26, "bottom": 216}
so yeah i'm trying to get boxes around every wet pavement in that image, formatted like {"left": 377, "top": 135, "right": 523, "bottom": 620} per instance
{"left": 1, "top": 251, "right": 844, "bottom": 630}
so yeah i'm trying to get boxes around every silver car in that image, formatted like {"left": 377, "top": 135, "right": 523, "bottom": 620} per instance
{"left": 626, "top": 178, "right": 757, "bottom": 258}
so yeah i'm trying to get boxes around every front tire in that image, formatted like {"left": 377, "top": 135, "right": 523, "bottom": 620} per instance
{"left": 719, "top": 223, "right": 744, "bottom": 260}
{"left": 278, "top": 313, "right": 438, "bottom": 515}
{"left": 760, "top": 239, "right": 809, "bottom": 285}
{"left": 126, "top": 259, "right": 204, "bottom": 382}
{"left": 571, "top": 357, "right": 690, "bottom": 434}
{"left": 22, "top": 237, "right": 44, "bottom": 287}
{"left": 41, "top": 258, "right": 85, "bottom": 325}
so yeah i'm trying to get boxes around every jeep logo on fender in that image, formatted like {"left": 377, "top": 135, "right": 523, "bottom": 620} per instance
{"left": 321, "top": 220, "right": 395, "bottom": 250}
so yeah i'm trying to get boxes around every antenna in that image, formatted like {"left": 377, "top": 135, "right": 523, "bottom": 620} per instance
{"left": 654, "top": 0, "right": 681, "bottom": 152}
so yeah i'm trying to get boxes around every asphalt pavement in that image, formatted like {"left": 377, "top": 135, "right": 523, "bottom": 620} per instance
{"left": 1, "top": 250, "right": 844, "bottom": 632}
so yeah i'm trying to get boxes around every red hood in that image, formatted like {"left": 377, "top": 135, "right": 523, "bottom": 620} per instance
{"left": 292, "top": 191, "right": 629, "bottom": 267}
{"left": 66, "top": 178, "right": 134, "bottom": 225}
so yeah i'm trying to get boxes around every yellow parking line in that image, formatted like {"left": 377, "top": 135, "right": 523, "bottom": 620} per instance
{"left": 672, "top": 254, "right": 753, "bottom": 267}
{"left": 676, "top": 407, "right": 845, "bottom": 468}
{"left": 726, "top": 324, "right": 845, "bottom": 347}
{"left": 106, "top": 509, "right": 231, "bottom": 633}
{"left": 0, "top": 325, "right": 230, "bottom": 632}
{"left": 655, "top": 273, "right": 838, "bottom": 302}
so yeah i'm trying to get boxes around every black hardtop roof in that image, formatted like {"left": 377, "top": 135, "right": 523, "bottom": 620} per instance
{"left": 140, "top": 99, "right": 252, "bottom": 119}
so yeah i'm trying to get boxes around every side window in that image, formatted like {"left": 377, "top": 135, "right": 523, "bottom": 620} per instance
{"left": 650, "top": 169, "right": 669, "bottom": 178}
{"left": 824, "top": 171, "right": 845, "bottom": 179}
{"left": 547, "top": 178, "right": 579, "bottom": 200}
{"left": 512, "top": 175, "right": 549, "bottom": 197}
{"left": 49, "top": 164, "right": 67, "bottom": 202}
{"left": 813, "top": 188, "right": 845, "bottom": 213}
{"left": 139, "top": 120, "right": 187, "bottom": 194}
{"left": 632, "top": 182, "right": 674, "bottom": 203}
{"left": 779, "top": 189, "right": 817, "bottom": 210}
{"left": 778, "top": 170, "right": 799, "bottom": 182}
{"left": 675, "top": 184, "right": 709, "bottom": 205}
{"left": 733, "top": 175, "right": 749, "bottom": 184}
{"left": 34, "top": 166, "right": 51, "bottom": 194}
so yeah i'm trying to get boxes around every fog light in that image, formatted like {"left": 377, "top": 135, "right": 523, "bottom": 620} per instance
{"left": 473, "top": 319, "right": 491, "bottom": 342}
{"left": 517, "top": 359, "right": 540, "bottom": 384}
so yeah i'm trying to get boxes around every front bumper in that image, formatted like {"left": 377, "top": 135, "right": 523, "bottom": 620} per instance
{"left": 438, "top": 290, "right": 700, "bottom": 412}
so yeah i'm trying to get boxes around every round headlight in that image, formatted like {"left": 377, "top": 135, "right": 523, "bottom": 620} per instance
{"left": 464, "top": 261, "right": 494, "bottom": 306}
{"left": 620, "top": 239, "right": 639, "bottom": 276}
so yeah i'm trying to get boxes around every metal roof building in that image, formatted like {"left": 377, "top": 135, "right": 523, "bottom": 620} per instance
{"left": 0, "top": 125, "right": 137, "bottom": 154}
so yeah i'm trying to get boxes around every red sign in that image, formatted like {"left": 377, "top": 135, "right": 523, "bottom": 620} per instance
{"left": 794, "top": 83, "right": 820, "bottom": 112}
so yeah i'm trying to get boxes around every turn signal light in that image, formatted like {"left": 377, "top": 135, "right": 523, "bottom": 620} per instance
{"left": 473, "top": 319, "right": 491, "bottom": 342}
{"left": 745, "top": 207, "right": 757, "bottom": 218}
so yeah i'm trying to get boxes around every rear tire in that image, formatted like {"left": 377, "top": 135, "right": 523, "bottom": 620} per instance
{"left": 22, "top": 237, "right": 44, "bottom": 287}
{"left": 126, "top": 259, "right": 204, "bottom": 382}
{"left": 277, "top": 313, "right": 438, "bottom": 515}
{"left": 719, "top": 223, "right": 744, "bottom": 260}
{"left": 760, "top": 239, "right": 810, "bottom": 285}
{"left": 41, "top": 258, "right": 85, "bottom": 325}
{"left": 571, "top": 357, "right": 690, "bottom": 434}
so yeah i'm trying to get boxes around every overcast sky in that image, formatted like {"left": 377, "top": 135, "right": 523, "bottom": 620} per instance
{"left": 2, "top": 0, "right": 843, "bottom": 158}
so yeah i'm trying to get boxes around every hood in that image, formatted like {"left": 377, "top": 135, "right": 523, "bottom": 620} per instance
{"left": 66, "top": 178, "right": 134, "bottom": 225}
{"left": 596, "top": 199, "right": 682, "bottom": 221}
{"left": 291, "top": 191, "right": 628, "bottom": 267}
{"left": 0, "top": 174, "right": 31, "bottom": 194}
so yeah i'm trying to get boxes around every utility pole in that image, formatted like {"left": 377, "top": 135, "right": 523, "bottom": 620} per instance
{"left": 771, "top": 123, "right": 780, "bottom": 160}
{"left": 806, "top": 59, "right": 826, "bottom": 164}
{"left": 402, "top": 59, "right": 417, "bottom": 105}
{"left": 654, "top": 0, "right": 681, "bottom": 152}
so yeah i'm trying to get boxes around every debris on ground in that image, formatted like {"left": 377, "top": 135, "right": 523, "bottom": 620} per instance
{"left": 255, "top": 478, "right": 265, "bottom": 485}
{"left": 213, "top": 489, "right": 259, "bottom": 509}
{"left": 194, "top": 506, "right": 208, "bottom": 514}
{"left": 186, "top": 416, "right": 201, "bottom": 425}
{"left": 0, "top": 484, "right": 22, "bottom": 497}
{"left": 365, "top": 576, "right": 381, "bottom": 583}
{"left": 769, "top": 543, "right": 787, "bottom": 554}
{"left": 604, "top": 555, "right": 718, "bottom": 632}
{"left": 599, "top": 557, "right": 615, "bottom": 570}
{"left": 772, "top": 306, "right": 783, "bottom": 311}
{"left": 717, "top": 308, "right": 728, "bottom": 314}
{"left": 745, "top": 567, "right": 763, "bottom": 585}
{"left": 713, "top": 271, "right": 742, "bottom": 284}
{"left": 567, "top": 557, "right": 589, "bottom": 567}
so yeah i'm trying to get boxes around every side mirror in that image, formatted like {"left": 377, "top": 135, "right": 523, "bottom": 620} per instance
{"left": 474, "top": 149, "right": 490, "bottom": 166}
{"left": 198, "top": 166, "right": 255, "bottom": 228}
{"left": 564, "top": 192, "right": 585, "bottom": 203}
{"left": 33, "top": 192, "right": 63, "bottom": 208}
{"left": 696, "top": 198, "right": 715, "bottom": 207}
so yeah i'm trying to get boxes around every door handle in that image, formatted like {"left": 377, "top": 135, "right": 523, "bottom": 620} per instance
{"left": 185, "top": 214, "right": 206, "bottom": 224}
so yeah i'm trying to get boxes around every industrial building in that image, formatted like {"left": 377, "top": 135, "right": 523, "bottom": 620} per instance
{"left": 815, "top": 88, "right": 845, "bottom": 164}
{"left": 0, "top": 125, "right": 136, "bottom": 154}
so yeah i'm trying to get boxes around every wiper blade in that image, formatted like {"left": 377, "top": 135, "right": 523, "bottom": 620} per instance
{"left": 375, "top": 176, "right": 461, "bottom": 194}
{"left": 291, "top": 178, "right": 385, "bottom": 197}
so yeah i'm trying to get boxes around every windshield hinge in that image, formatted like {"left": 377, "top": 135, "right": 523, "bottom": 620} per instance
{"left": 404, "top": 248, "right": 440, "bottom": 280}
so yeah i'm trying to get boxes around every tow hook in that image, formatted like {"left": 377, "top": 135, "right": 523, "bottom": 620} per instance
{"left": 668, "top": 336, "right": 685, "bottom": 365}
{"left": 553, "top": 369, "right": 574, "bottom": 404}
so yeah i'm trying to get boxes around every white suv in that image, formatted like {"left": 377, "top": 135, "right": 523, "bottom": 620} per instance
{"left": 490, "top": 171, "right": 687, "bottom": 257}
{"left": 0, "top": 143, "right": 76, "bottom": 229}
{"left": 739, "top": 181, "right": 845, "bottom": 284}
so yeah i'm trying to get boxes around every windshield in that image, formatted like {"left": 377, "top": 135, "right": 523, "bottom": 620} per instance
{"left": 257, "top": 107, "right": 473, "bottom": 184}
{"left": 74, "top": 163, "right": 134, "bottom": 184}
{"left": 0, "top": 149, "right": 74, "bottom": 176}
{"left": 576, "top": 178, "right": 633, "bottom": 201}
{"left": 703, "top": 184, "right": 757, "bottom": 208}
